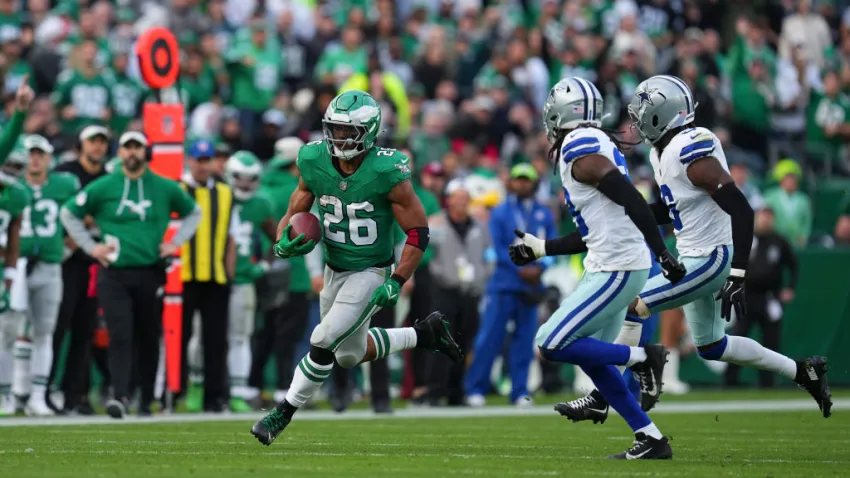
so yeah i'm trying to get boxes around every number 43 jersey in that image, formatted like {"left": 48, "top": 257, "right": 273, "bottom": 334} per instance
{"left": 559, "top": 127, "right": 650, "bottom": 273}
{"left": 649, "top": 127, "right": 732, "bottom": 258}
{"left": 297, "top": 141, "right": 411, "bottom": 271}
{"left": 20, "top": 172, "right": 80, "bottom": 263}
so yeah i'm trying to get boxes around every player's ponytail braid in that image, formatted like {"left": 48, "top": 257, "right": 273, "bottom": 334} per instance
{"left": 548, "top": 129, "right": 569, "bottom": 167}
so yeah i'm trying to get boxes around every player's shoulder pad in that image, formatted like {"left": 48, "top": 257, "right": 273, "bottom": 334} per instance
{"left": 372, "top": 147, "right": 411, "bottom": 172}
{"left": 560, "top": 127, "right": 607, "bottom": 164}
{"left": 295, "top": 139, "right": 325, "bottom": 168}
{"left": 11, "top": 180, "right": 32, "bottom": 202}
{"left": 674, "top": 127, "right": 717, "bottom": 165}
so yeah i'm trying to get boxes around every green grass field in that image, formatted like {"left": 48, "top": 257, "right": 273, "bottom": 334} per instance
{"left": 2, "top": 392, "right": 848, "bottom": 477}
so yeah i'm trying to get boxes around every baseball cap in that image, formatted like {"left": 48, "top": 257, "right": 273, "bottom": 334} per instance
{"left": 23, "top": 134, "right": 54, "bottom": 154}
{"left": 773, "top": 158, "right": 802, "bottom": 182}
{"left": 262, "top": 109, "right": 287, "bottom": 127}
{"left": 510, "top": 163, "right": 538, "bottom": 182}
{"left": 269, "top": 137, "right": 304, "bottom": 168}
{"left": 445, "top": 178, "right": 467, "bottom": 196}
{"left": 188, "top": 139, "right": 214, "bottom": 159}
{"left": 79, "top": 125, "right": 110, "bottom": 141}
{"left": 119, "top": 131, "right": 148, "bottom": 147}
{"left": 422, "top": 161, "right": 445, "bottom": 177}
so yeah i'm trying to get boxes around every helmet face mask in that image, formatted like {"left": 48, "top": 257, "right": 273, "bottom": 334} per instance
{"left": 322, "top": 90, "right": 382, "bottom": 160}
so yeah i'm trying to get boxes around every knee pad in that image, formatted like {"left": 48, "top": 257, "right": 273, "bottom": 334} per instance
{"left": 308, "top": 345, "right": 335, "bottom": 366}
{"left": 0, "top": 312, "right": 24, "bottom": 349}
{"left": 334, "top": 351, "right": 360, "bottom": 369}
{"left": 697, "top": 336, "right": 728, "bottom": 361}
{"left": 31, "top": 313, "right": 58, "bottom": 338}
{"left": 309, "top": 321, "right": 333, "bottom": 350}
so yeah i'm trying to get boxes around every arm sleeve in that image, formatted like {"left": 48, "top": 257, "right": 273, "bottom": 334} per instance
{"left": 171, "top": 206, "right": 202, "bottom": 246}
{"left": 711, "top": 182, "right": 754, "bottom": 271}
{"left": 596, "top": 169, "right": 667, "bottom": 257}
{"left": 0, "top": 109, "right": 25, "bottom": 165}
{"left": 650, "top": 201, "right": 673, "bottom": 225}
{"left": 544, "top": 231, "right": 588, "bottom": 256}
{"left": 60, "top": 207, "right": 98, "bottom": 255}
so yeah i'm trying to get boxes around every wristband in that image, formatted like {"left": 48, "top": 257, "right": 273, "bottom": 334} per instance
{"left": 729, "top": 268, "right": 746, "bottom": 278}
{"left": 390, "top": 273, "right": 407, "bottom": 287}
{"left": 4, "top": 267, "right": 16, "bottom": 281}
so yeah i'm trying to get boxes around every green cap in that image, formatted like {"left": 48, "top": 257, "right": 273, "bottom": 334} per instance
{"left": 510, "top": 163, "right": 538, "bottom": 182}
{"left": 773, "top": 158, "right": 802, "bottom": 182}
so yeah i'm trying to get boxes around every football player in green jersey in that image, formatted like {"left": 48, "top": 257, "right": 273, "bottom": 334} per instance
{"left": 251, "top": 91, "right": 463, "bottom": 445}
{"left": 223, "top": 151, "right": 277, "bottom": 412}
{"left": 0, "top": 148, "right": 34, "bottom": 415}
{"left": 9, "top": 135, "right": 79, "bottom": 416}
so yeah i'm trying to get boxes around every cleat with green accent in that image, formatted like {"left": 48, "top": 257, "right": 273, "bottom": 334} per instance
{"left": 414, "top": 311, "right": 464, "bottom": 364}
{"left": 795, "top": 356, "right": 832, "bottom": 418}
{"left": 230, "top": 397, "right": 253, "bottom": 413}
{"left": 186, "top": 384, "right": 203, "bottom": 413}
{"left": 251, "top": 409, "right": 291, "bottom": 446}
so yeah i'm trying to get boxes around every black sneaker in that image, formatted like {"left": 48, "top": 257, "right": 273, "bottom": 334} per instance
{"left": 554, "top": 394, "right": 609, "bottom": 424}
{"left": 373, "top": 400, "right": 393, "bottom": 414}
{"left": 795, "top": 356, "right": 832, "bottom": 418}
{"left": 414, "top": 312, "right": 464, "bottom": 364}
{"left": 630, "top": 344, "right": 668, "bottom": 412}
{"left": 75, "top": 400, "right": 96, "bottom": 416}
{"left": 251, "top": 409, "right": 290, "bottom": 446}
{"left": 105, "top": 398, "right": 127, "bottom": 419}
{"left": 607, "top": 433, "right": 673, "bottom": 460}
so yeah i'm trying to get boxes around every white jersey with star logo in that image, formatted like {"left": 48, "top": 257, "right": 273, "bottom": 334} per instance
{"left": 559, "top": 127, "right": 651, "bottom": 273}
{"left": 649, "top": 127, "right": 732, "bottom": 257}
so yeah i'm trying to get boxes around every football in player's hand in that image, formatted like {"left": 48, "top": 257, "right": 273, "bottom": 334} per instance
{"left": 289, "top": 212, "right": 322, "bottom": 244}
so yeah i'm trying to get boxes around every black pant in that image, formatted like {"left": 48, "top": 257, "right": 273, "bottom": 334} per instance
{"left": 426, "top": 287, "right": 479, "bottom": 405}
{"left": 50, "top": 261, "right": 97, "bottom": 407}
{"left": 724, "top": 291, "right": 783, "bottom": 388}
{"left": 97, "top": 267, "right": 164, "bottom": 406}
{"left": 331, "top": 306, "right": 393, "bottom": 407}
{"left": 181, "top": 281, "right": 230, "bottom": 409}
{"left": 406, "top": 267, "right": 433, "bottom": 389}
{"left": 249, "top": 292, "right": 311, "bottom": 390}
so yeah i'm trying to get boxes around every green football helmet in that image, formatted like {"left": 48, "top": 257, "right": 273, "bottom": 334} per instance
{"left": 226, "top": 150, "right": 263, "bottom": 200}
{"left": 0, "top": 142, "right": 28, "bottom": 185}
{"left": 322, "top": 90, "right": 382, "bottom": 160}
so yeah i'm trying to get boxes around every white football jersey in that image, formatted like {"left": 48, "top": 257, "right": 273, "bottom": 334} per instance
{"left": 559, "top": 127, "right": 651, "bottom": 273}
{"left": 649, "top": 127, "right": 732, "bottom": 257}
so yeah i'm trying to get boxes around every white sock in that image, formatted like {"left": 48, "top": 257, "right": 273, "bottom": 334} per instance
{"left": 626, "top": 347, "right": 647, "bottom": 367}
{"left": 662, "top": 349, "right": 684, "bottom": 384}
{"left": 228, "top": 335, "right": 252, "bottom": 399}
{"left": 284, "top": 355, "right": 332, "bottom": 407}
{"left": 0, "top": 349, "right": 12, "bottom": 394}
{"left": 274, "top": 389, "right": 288, "bottom": 403}
{"left": 614, "top": 321, "right": 643, "bottom": 346}
{"left": 368, "top": 327, "right": 417, "bottom": 360}
{"left": 12, "top": 339, "right": 32, "bottom": 397}
{"left": 636, "top": 422, "right": 663, "bottom": 439}
{"left": 720, "top": 335, "right": 797, "bottom": 380}
{"left": 30, "top": 332, "right": 51, "bottom": 386}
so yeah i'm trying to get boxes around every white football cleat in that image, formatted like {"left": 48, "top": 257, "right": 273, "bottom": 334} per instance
{"left": 25, "top": 396, "right": 55, "bottom": 417}
{"left": 466, "top": 394, "right": 486, "bottom": 407}
{"left": 0, "top": 394, "right": 15, "bottom": 415}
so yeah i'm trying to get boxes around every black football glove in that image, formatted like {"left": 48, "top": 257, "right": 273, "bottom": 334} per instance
{"left": 508, "top": 229, "right": 544, "bottom": 266}
{"left": 656, "top": 250, "right": 686, "bottom": 283}
{"left": 715, "top": 274, "right": 746, "bottom": 321}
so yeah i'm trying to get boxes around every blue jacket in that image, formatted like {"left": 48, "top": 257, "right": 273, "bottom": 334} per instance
{"left": 486, "top": 195, "right": 558, "bottom": 293}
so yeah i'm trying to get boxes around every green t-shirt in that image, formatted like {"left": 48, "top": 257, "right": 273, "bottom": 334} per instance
{"left": 313, "top": 45, "right": 368, "bottom": 84}
{"left": 0, "top": 180, "right": 32, "bottom": 238}
{"left": 20, "top": 173, "right": 80, "bottom": 263}
{"left": 63, "top": 169, "right": 196, "bottom": 268}
{"left": 805, "top": 90, "right": 850, "bottom": 162}
{"left": 105, "top": 70, "right": 147, "bottom": 134}
{"left": 233, "top": 193, "right": 275, "bottom": 284}
{"left": 52, "top": 69, "right": 112, "bottom": 135}
{"left": 226, "top": 40, "right": 283, "bottom": 112}
{"left": 297, "top": 141, "right": 411, "bottom": 271}
{"left": 181, "top": 64, "right": 218, "bottom": 111}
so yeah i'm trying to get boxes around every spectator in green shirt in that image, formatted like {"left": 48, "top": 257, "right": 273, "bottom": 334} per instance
{"left": 0, "top": 27, "right": 32, "bottom": 95}
{"left": 314, "top": 26, "right": 368, "bottom": 86}
{"left": 52, "top": 39, "right": 112, "bottom": 137}
{"left": 763, "top": 159, "right": 812, "bottom": 248}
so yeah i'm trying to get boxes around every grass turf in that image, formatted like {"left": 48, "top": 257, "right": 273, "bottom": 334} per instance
{"left": 2, "top": 406, "right": 848, "bottom": 477}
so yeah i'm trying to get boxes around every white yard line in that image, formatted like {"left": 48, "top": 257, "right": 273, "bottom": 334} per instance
{"left": 0, "top": 398, "right": 846, "bottom": 428}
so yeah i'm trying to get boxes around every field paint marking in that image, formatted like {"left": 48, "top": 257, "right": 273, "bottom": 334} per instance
{"left": 5, "top": 448, "right": 849, "bottom": 466}
{"left": 0, "top": 398, "right": 846, "bottom": 428}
